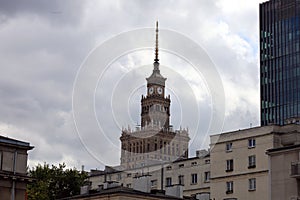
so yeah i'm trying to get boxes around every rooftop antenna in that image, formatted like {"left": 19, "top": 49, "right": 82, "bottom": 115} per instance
{"left": 154, "top": 21, "right": 159, "bottom": 63}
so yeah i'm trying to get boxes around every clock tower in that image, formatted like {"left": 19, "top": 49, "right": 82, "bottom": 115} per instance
{"left": 120, "top": 22, "right": 190, "bottom": 169}
{"left": 141, "top": 21, "right": 170, "bottom": 130}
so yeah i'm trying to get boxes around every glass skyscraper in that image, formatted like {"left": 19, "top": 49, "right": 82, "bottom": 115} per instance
{"left": 260, "top": 0, "right": 300, "bottom": 126}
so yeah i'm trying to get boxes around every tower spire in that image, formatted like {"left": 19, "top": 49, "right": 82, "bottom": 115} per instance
{"left": 154, "top": 21, "right": 159, "bottom": 63}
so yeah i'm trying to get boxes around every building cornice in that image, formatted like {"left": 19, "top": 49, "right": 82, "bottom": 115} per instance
{"left": 210, "top": 169, "right": 269, "bottom": 180}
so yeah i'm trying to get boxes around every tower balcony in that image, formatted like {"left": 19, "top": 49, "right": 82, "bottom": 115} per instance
{"left": 291, "top": 162, "right": 300, "bottom": 178}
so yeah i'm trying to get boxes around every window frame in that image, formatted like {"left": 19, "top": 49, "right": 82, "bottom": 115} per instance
{"left": 248, "top": 178, "right": 256, "bottom": 191}
{"left": 117, "top": 173, "right": 122, "bottom": 181}
{"left": 226, "top": 159, "right": 234, "bottom": 172}
{"left": 205, "top": 159, "right": 210, "bottom": 164}
{"left": 204, "top": 171, "right": 210, "bottom": 182}
{"left": 248, "top": 155, "right": 256, "bottom": 168}
{"left": 226, "top": 181, "right": 234, "bottom": 194}
{"left": 166, "top": 177, "right": 172, "bottom": 187}
{"left": 151, "top": 179, "right": 157, "bottom": 187}
{"left": 191, "top": 173, "right": 198, "bottom": 185}
{"left": 226, "top": 142, "right": 233, "bottom": 152}
{"left": 178, "top": 175, "right": 184, "bottom": 185}
{"left": 248, "top": 138, "right": 256, "bottom": 148}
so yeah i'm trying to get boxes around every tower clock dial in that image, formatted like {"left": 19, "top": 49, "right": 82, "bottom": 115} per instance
{"left": 149, "top": 87, "right": 154, "bottom": 94}
{"left": 157, "top": 87, "right": 163, "bottom": 94}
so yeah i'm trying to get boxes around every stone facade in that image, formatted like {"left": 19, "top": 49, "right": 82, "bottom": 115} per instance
{"left": 0, "top": 135, "right": 34, "bottom": 200}
{"left": 266, "top": 125, "right": 300, "bottom": 200}
{"left": 210, "top": 124, "right": 300, "bottom": 200}
{"left": 120, "top": 128, "right": 189, "bottom": 169}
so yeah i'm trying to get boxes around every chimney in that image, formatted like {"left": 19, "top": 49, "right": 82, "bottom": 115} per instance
{"left": 103, "top": 181, "right": 121, "bottom": 189}
{"left": 133, "top": 175, "right": 151, "bottom": 193}
{"left": 196, "top": 149, "right": 209, "bottom": 158}
{"left": 80, "top": 182, "right": 91, "bottom": 195}
{"left": 165, "top": 184, "right": 183, "bottom": 198}
{"left": 195, "top": 192, "right": 210, "bottom": 200}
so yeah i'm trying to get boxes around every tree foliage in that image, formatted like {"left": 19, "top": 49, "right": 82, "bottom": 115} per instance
{"left": 27, "top": 163, "right": 87, "bottom": 200}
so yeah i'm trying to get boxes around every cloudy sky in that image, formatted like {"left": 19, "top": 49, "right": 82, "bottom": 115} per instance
{"left": 0, "top": 0, "right": 266, "bottom": 170}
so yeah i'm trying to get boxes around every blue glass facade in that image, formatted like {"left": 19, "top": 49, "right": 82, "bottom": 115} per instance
{"left": 260, "top": 0, "right": 300, "bottom": 126}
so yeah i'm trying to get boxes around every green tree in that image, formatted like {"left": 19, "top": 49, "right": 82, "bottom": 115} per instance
{"left": 27, "top": 163, "right": 87, "bottom": 200}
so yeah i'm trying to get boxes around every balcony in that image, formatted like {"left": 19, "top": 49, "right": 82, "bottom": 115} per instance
{"left": 291, "top": 162, "right": 300, "bottom": 178}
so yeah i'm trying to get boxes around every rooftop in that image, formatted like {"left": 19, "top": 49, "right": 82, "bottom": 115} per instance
{"left": 0, "top": 135, "right": 34, "bottom": 150}
{"left": 59, "top": 186, "right": 194, "bottom": 200}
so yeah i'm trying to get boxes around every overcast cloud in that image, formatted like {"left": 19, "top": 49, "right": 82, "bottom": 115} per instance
{"left": 0, "top": 0, "right": 265, "bottom": 170}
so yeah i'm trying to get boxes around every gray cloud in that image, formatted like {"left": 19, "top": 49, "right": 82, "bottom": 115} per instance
{"left": 0, "top": 0, "right": 85, "bottom": 26}
{"left": 0, "top": 0, "right": 262, "bottom": 170}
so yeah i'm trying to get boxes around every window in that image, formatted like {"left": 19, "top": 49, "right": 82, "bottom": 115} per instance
{"left": 226, "top": 159, "right": 234, "bottom": 172}
{"left": 178, "top": 175, "right": 184, "bottom": 185}
{"left": 248, "top": 155, "right": 256, "bottom": 168}
{"left": 2, "top": 151, "right": 13, "bottom": 171}
{"left": 191, "top": 173, "right": 198, "bottom": 184}
{"left": 179, "top": 164, "right": 184, "bottom": 168}
{"left": 249, "top": 178, "right": 256, "bottom": 191}
{"left": 248, "top": 139, "right": 256, "bottom": 148}
{"left": 0, "top": 151, "right": 2, "bottom": 170}
{"left": 226, "top": 181, "right": 233, "bottom": 194}
{"left": 191, "top": 161, "right": 197, "bottom": 166}
{"left": 126, "top": 183, "right": 131, "bottom": 188}
{"left": 205, "top": 159, "right": 210, "bottom": 164}
{"left": 226, "top": 142, "right": 232, "bottom": 152}
{"left": 117, "top": 174, "right": 122, "bottom": 181}
{"left": 204, "top": 171, "right": 210, "bottom": 182}
{"left": 166, "top": 166, "right": 172, "bottom": 170}
{"left": 151, "top": 179, "right": 157, "bottom": 187}
{"left": 166, "top": 177, "right": 172, "bottom": 186}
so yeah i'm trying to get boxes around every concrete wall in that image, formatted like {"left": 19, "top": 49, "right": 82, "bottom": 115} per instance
{"left": 210, "top": 173, "right": 268, "bottom": 200}
{"left": 210, "top": 126, "right": 275, "bottom": 200}
{"left": 269, "top": 146, "right": 300, "bottom": 200}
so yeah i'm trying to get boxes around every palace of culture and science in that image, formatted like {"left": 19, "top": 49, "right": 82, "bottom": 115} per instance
{"left": 120, "top": 22, "right": 190, "bottom": 169}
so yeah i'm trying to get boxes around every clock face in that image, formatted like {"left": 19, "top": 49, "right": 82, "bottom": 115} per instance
{"left": 149, "top": 87, "right": 154, "bottom": 94}
{"left": 157, "top": 87, "right": 163, "bottom": 94}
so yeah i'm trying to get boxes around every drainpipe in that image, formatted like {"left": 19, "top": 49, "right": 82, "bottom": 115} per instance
{"left": 161, "top": 163, "right": 164, "bottom": 191}
{"left": 268, "top": 154, "right": 271, "bottom": 200}
{"left": 11, "top": 150, "right": 17, "bottom": 200}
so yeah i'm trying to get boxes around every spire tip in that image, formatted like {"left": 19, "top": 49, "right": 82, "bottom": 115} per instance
{"left": 154, "top": 21, "right": 159, "bottom": 63}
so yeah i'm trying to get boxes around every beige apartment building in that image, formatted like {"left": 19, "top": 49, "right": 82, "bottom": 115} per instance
{"left": 0, "top": 135, "right": 34, "bottom": 200}
{"left": 209, "top": 124, "right": 300, "bottom": 200}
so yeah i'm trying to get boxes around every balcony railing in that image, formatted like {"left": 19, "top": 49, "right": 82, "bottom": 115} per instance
{"left": 291, "top": 162, "right": 300, "bottom": 178}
